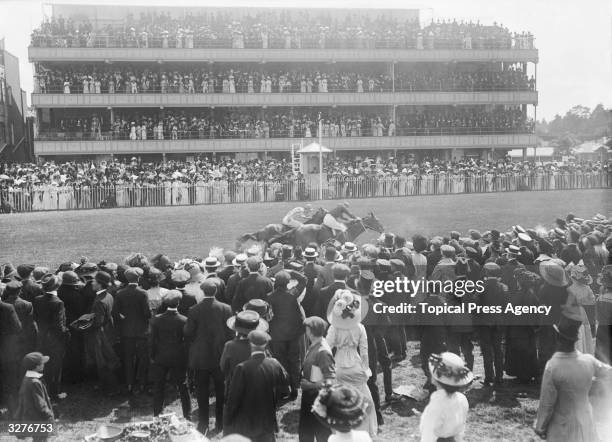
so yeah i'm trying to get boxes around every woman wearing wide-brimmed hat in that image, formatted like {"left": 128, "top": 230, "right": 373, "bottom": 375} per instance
{"left": 534, "top": 312, "right": 611, "bottom": 442}
{"left": 537, "top": 260, "right": 570, "bottom": 373}
{"left": 419, "top": 351, "right": 473, "bottom": 442}
{"left": 312, "top": 383, "right": 371, "bottom": 442}
{"left": 595, "top": 265, "right": 612, "bottom": 363}
{"left": 325, "top": 290, "right": 377, "bottom": 437}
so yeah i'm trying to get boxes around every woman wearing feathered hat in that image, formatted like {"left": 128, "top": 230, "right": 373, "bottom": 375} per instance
{"left": 325, "top": 290, "right": 377, "bottom": 437}
{"left": 420, "top": 352, "right": 473, "bottom": 442}
{"left": 534, "top": 311, "right": 611, "bottom": 442}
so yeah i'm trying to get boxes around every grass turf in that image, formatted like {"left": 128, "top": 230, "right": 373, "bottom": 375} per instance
{"left": 1, "top": 188, "right": 611, "bottom": 441}
{"left": 1, "top": 188, "right": 610, "bottom": 268}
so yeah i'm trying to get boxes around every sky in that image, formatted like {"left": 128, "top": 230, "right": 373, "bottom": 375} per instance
{"left": 0, "top": 0, "right": 611, "bottom": 120}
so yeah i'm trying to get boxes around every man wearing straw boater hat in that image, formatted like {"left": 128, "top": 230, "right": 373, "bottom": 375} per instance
{"left": 224, "top": 330, "right": 289, "bottom": 441}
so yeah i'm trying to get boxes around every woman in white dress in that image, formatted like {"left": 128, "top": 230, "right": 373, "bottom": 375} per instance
{"left": 325, "top": 290, "right": 377, "bottom": 438}
{"left": 565, "top": 264, "right": 596, "bottom": 354}
{"left": 229, "top": 74, "right": 236, "bottom": 94}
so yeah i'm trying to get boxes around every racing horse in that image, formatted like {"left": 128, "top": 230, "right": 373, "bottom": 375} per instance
{"left": 236, "top": 207, "right": 327, "bottom": 245}
{"left": 277, "top": 212, "right": 384, "bottom": 248}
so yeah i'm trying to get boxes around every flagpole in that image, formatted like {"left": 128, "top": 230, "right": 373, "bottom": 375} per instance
{"left": 318, "top": 112, "right": 323, "bottom": 201}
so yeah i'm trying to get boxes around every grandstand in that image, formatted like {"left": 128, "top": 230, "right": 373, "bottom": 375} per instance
{"left": 29, "top": 4, "right": 538, "bottom": 167}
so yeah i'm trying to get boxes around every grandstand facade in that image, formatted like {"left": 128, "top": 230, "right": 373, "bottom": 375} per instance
{"left": 29, "top": 4, "right": 538, "bottom": 163}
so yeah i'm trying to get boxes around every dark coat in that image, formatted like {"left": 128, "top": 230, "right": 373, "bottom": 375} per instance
{"left": 0, "top": 300, "right": 22, "bottom": 357}
{"left": 301, "top": 261, "right": 324, "bottom": 317}
{"left": 220, "top": 338, "right": 252, "bottom": 380}
{"left": 267, "top": 288, "right": 306, "bottom": 341}
{"left": 183, "top": 297, "right": 233, "bottom": 370}
{"left": 232, "top": 273, "right": 273, "bottom": 312}
{"left": 206, "top": 273, "right": 227, "bottom": 304}
{"left": 58, "top": 284, "right": 87, "bottom": 325}
{"left": 225, "top": 353, "right": 289, "bottom": 438}
{"left": 217, "top": 265, "right": 235, "bottom": 284}
{"left": 316, "top": 281, "right": 347, "bottom": 320}
{"left": 14, "top": 375, "right": 54, "bottom": 424}
{"left": 113, "top": 284, "right": 151, "bottom": 338}
{"left": 84, "top": 290, "right": 119, "bottom": 369}
{"left": 225, "top": 271, "right": 244, "bottom": 305}
{"left": 150, "top": 310, "right": 187, "bottom": 367}
{"left": 6, "top": 296, "right": 37, "bottom": 358}
{"left": 33, "top": 293, "right": 68, "bottom": 348}
{"left": 20, "top": 279, "right": 43, "bottom": 303}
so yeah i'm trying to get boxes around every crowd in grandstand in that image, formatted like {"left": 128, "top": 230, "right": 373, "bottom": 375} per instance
{"left": 30, "top": 10, "right": 534, "bottom": 50}
{"left": 39, "top": 107, "right": 534, "bottom": 141}
{"left": 0, "top": 210, "right": 610, "bottom": 440}
{"left": 0, "top": 157, "right": 607, "bottom": 188}
{"left": 36, "top": 65, "right": 534, "bottom": 94}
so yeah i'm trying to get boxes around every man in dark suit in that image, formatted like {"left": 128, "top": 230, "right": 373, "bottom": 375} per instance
{"left": 225, "top": 254, "right": 247, "bottom": 306}
{"left": 232, "top": 257, "right": 273, "bottom": 312}
{"left": 113, "top": 267, "right": 151, "bottom": 394}
{"left": 0, "top": 294, "right": 22, "bottom": 414}
{"left": 149, "top": 290, "right": 191, "bottom": 419}
{"left": 225, "top": 330, "right": 289, "bottom": 442}
{"left": 217, "top": 251, "right": 237, "bottom": 284}
{"left": 184, "top": 280, "right": 233, "bottom": 434}
{"left": 57, "top": 271, "right": 86, "bottom": 383}
{"left": 267, "top": 270, "right": 306, "bottom": 400}
{"left": 33, "top": 274, "right": 69, "bottom": 401}
{"left": 17, "top": 264, "right": 43, "bottom": 303}
{"left": 313, "top": 246, "right": 338, "bottom": 292}
{"left": 316, "top": 263, "right": 351, "bottom": 320}
{"left": 301, "top": 247, "right": 324, "bottom": 318}
{"left": 204, "top": 257, "right": 228, "bottom": 304}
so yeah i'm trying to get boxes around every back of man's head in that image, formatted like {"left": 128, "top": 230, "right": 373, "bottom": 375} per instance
{"left": 332, "top": 263, "right": 350, "bottom": 281}
{"left": 325, "top": 246, "right": 337, "bottom": 262}
{"left": 246, "top": 256, "right": 260, "bottom": 272}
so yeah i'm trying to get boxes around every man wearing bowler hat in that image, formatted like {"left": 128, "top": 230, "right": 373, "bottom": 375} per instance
{"left": 149, "top": 290, "right": 191, "bottom": 419}
{"left": 184, "top": 279, "right": 233, "bottom": 434}
{"left": 33, "top": 273, "right": 69, "bottom": 401}
{"left": 113, "top": 267, "right": 151, "bottom": 395}
{"left": 225, "top": 330, "right": 289, "bottom": 442}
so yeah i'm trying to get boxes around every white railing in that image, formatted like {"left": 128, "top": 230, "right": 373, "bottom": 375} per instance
{"left": 1, "top": 172, "right": 609, "bottom": 213}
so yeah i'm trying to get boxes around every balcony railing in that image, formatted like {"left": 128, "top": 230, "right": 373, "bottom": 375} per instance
{"left": 35, "top": 84, "right": 536, "bottom": 95}
{"left": 35, "top": 127, "right": 534, "bottom": 142}
{"left": 30, "top": 34, "right": 533, "bottom": 51}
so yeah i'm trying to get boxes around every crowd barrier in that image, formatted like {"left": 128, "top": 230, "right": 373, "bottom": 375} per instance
{"left": 1, "top": 172, "right": 609, "bottom": 213}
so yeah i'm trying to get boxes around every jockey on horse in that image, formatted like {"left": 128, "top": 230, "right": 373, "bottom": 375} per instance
{"left": 281, "top": 204, "right": 314, "bottom": 229}
{"left": 322, "top": 201, "right": 359, "bottom": 237}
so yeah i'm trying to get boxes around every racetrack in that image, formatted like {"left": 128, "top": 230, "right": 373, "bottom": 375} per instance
{"left": 1, "top": 188, "right": 610, "bottom": 268}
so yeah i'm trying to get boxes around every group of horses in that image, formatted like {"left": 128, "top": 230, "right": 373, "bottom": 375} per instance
{"left": 237, "top": 207, "right": 384, "bottom": 248}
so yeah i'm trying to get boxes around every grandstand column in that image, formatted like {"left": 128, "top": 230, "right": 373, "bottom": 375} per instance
{"left": 391, "top": 61, "right": 396, "bottom": 92}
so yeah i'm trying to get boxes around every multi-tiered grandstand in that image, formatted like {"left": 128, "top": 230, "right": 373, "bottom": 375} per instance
{"left": 29, "top": 4, "right": 538, "bottom": 166}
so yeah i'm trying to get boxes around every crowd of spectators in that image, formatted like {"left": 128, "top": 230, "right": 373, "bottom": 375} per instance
{"left": 39, "top": 107, "right": 534, "bottom": 141}
{"left": 0, "top": 157, "right": 608, "bottom": 188}
{"left": 36, "top": 65, "right": 534, "bottom": 94}
{"left": 30, "top": 10, "right": 534, "bottom": 50}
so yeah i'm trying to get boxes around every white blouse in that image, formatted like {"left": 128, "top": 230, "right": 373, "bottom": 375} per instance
{"left": 420, "top": 389, "right": 469, "bottom": 442}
